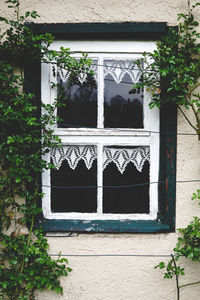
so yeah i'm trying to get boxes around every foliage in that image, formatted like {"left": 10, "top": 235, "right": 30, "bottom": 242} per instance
{"left": 175, "top": 217, "right": 200, "bottom": 261}
{"left": 155, "top": 190, "right": 200, "bottom": 300}
{"left": 0, "top": 230, "right": 71, "bottom": 299}
{"left": 192, "top": 189, "right": 200, "bottom": 204}
{"left": 155, "top": 216, "right": 200, "bottom": 278}
{"left": 0, "top": 0, "right": 93, "bottom": 299}
{"left": 155, "top": 213, "right": 200, "bottom": 299}
{"left": 155, "top": 257, "right": 185, "bottom": 280}
{"left": 134, "top": 0, "right": 200, "bottom": 135}
{"left": 134, "top": 1, "right": 200, "bottom": 298}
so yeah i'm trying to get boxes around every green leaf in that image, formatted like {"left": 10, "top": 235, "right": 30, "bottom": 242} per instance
{"left": 15, "top": 177, "right": 21, "bottom": 183}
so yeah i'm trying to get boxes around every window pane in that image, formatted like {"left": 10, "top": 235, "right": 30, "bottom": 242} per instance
{"left": 104, "top": 60, "right": 143, "bottom": 128}
{"left": 51, "top": 145, "right": 97, "bottom": 213}
{"left": 103, "top": 146, "right": 149, "bottom": 214}
{"left": 57, "top": 61, "right": 98, "bottom": 128}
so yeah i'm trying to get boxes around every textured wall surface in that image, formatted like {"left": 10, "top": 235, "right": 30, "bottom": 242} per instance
{"left": 2, "top": 0, "right": 200, "bottom": 299}
{"left": 0, "top": 0, "right": 196, "bottom": 25}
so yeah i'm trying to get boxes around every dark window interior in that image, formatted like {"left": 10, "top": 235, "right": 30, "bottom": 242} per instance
{"left": 103, "top": 160, "right": 149, "bottom": 214}
{"left": 51, "top": 159, "right": 97, "bottom": 213}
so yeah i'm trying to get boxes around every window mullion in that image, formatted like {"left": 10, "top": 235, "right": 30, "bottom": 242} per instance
{"left": 97, "top": 57, "right": 104, "bottom": 128}
{"left": 97, "top": 143, "right": 103, "bottom": 215}
{"left": 149, "top": 133, "right": 160, "bottom": 219}
{"left": 42, "top": 153, "right": 51, "bottom": 218}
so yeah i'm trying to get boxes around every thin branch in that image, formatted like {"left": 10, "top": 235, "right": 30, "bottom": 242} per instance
{"left": 188, "top": 82, "right": 200, "bottom": 95}
{"left": 185, "top": 76, "right": 200, "bottom": 127}
{"left": 188, "top": 0, "right": 191, "bottom": 15}
{"left": 178, "top": 106, "right": 198, "bottom": 132}
{"left": 180, "top": 280, "right": 200, "bottom": 289}
{"left": 171, "top": 254, "right": 180, "bottom": 300}
{"left": 186, "top": 96, "right": 199, "bottom": 125}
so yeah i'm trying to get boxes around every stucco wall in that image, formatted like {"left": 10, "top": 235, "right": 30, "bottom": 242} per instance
{"left": 2, "top": 0, "right": 200, "bottom": 299}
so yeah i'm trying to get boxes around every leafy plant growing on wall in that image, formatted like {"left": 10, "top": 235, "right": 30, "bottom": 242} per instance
{"left": 134, "top": 0, "right": 200, "bottom": 137}
{"left": 0, "top": 0, "right": 93, "bottom": 299}
{"left": 155, "top": 193, "right": 200, "bottom": 300}
{"left": 134, "top": 1, "right": 200, "bottom": 299}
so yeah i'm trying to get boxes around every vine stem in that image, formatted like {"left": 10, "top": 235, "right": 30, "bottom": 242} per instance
{"left": 171, "top": 254, "right": 180, "bottom": 300}
{"left": 188, "top": 82, "right": 200, "bottom": 95}
{"left": 178, "top": 106, "right": 197, "bottom": 132}
{"left": 179, "top": 280, "right": 200, "bottom": 289}
{"left": 15, "top": 180, "right": 38, "bottom": 299}
{"left": 187, "top": 97, "right": 199, "bottom": 126}
{"left": 187, "top": 0, "right": 191, "bottom": 15}
{"left": 16, "top": 0, "right": 19, "bottom": 23}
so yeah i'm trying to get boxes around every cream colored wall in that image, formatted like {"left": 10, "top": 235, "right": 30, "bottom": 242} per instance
{"left": 2, "top": 0, "right": 200, "bottom": 299}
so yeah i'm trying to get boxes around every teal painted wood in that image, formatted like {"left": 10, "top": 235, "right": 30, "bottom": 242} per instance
{"left": 41, "top": 219, "right": 171, "bottom": 233}
{"left": 25, "top": 22, "right": 177, "bottom": 233}
{"left": 158, "top": 104, "right": 177, "bottom": 232}
{"left": 28, "top": 22, "right": 168, "bottom": 39}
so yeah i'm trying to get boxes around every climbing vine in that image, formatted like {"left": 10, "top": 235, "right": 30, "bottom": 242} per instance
{"left": 133, "top": 1, "right": 200, "bottom": 299}
{"left": 155, "top": 193, "right": 200, "bottom": 300}
{"left": 0, "top": 1, "right": 93, "bottom": 299}
{"left": 2, "top": 0, "right": 200, "bottom": 299}
{"left": 134, "top": 1, "right": 200, "bottom": 137}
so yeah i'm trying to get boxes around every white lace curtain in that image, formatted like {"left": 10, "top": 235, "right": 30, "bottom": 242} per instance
{"left": 51, "top": 145, "right": 150, "bottom": 174}
{"left": 56, "top": 59, "right": 142, "bottom": 85}
{"left": 57, "top": 63, "right": 98, "bottom": 84}
{"left": 103, "top": 60, "right": 142, "bottom": 84}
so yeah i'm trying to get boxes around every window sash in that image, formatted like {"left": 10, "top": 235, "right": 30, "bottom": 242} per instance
{"left": 41, "top": 40, "right": 160, "bottom": 222}
{"left": 44, "top": 41, "right": 158, "bottom": 133}
{"left": 42, "top": 135, "right": 159, "bottom": 221}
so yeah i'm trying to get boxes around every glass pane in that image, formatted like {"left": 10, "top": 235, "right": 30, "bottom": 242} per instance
{"left": 103, "top": 146, "right": 149, "bottom": 214}
{"left": 104, "top": 60, "right": 143, "bottom": 128}
{"left": 57, "top": 60, "right": 98, "bottom": 128}
{"left": 51, "top": 145, "right": 97, "bottom": 213}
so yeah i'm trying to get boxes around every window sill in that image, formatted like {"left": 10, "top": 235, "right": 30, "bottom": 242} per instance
{"left": 40, "top": 218, "right": 174, "bottom": 233}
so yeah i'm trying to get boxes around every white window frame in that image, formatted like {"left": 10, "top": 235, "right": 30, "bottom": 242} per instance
{"left": 42, "top": 40, "right": 160, "bottom": 221}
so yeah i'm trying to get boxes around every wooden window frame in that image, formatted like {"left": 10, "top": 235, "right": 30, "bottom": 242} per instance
{"left": 25, "top": 22, "right": 177, "bottom": 233}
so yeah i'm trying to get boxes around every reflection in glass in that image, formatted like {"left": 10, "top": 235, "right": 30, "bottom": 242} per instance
{"left": 51, "top": 159, "right": 97, "bottom": 213}
{"left": 104, "top": 60, "right": 143, "bottom": 128}
{"left": 57, "top": 61, "right": 97, "bottom": 128}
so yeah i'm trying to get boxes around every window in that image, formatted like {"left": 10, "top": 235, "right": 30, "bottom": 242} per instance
{"left": 26, "top": 23, "right": 177, "bottom": 233}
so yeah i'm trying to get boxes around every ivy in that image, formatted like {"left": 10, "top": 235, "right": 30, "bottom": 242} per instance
{"left": 0, "top": 0, "right": 93, "bottom": 299}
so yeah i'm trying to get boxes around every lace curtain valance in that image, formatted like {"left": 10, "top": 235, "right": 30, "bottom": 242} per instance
{"left": 56, "top": 59, "right": 142, "bottom": 85}
{"left": 51, "top": 145, "right": 150, "bottom": 174}
{"left": 51, "top": 145, "right": 97, "bottom": 170}
{"left": 57, "top": 63, "right": 98, "bottom": 84}
{"left": 103, "top": 146, "right": 149, "bottom": 174}
{"left": 103, "top": 60, "right": 142, "bottom": 84}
